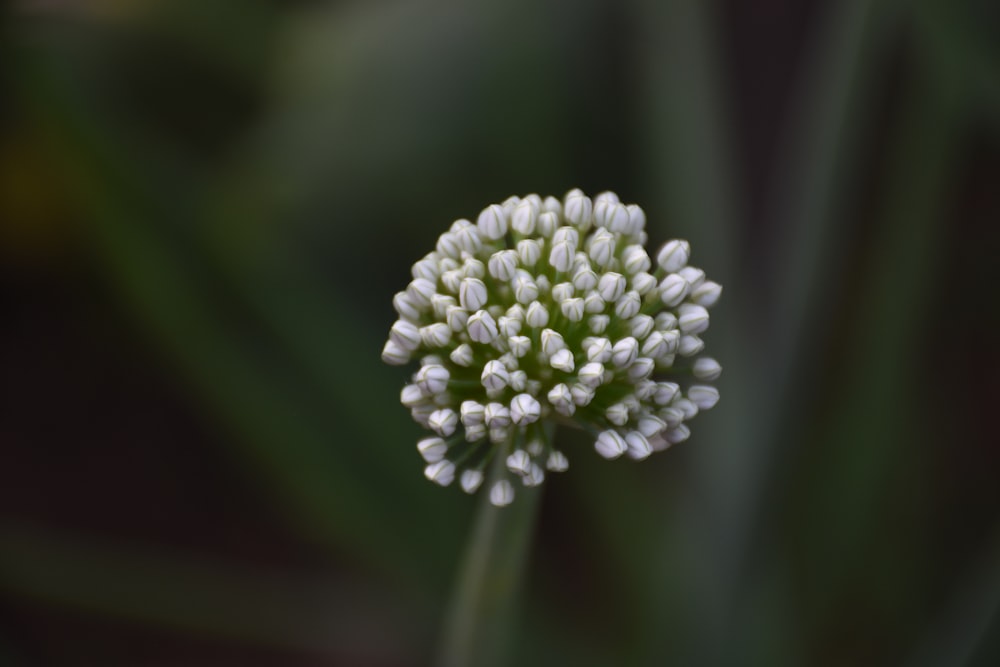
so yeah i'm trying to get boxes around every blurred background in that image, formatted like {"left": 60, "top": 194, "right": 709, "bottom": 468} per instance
{"left": 2, "top": 0, "right": 999, "bottom": 665}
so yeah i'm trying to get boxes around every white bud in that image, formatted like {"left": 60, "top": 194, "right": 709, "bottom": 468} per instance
{"left": 625, "top": 431, "right": 653, "bottom": 460}
{"left": 660, "top": 330, "right": 681, "bottom": 354}
{"left": 605, "top": 403, "right": 630, "bottom": 426}
{"left": 460, "top": 469, "right": 484, "bottom": 494}
{"left": 673, "top": 398, "right": 699, "bottom": 420}
{"left": 507, "top": 450, "right": 532, "bottom": 476}
{"left": 631, "top": 271, "right": 658, "bottom": 296}
{"left": 416, "top": 364, "right": 450, "bottom": 395}
{"left": 664, "top": 424, "right": 691, "bottom": 445}
{"left": 595, "top": 199, "right": 629, "bottom": 232}
{"left": 657, "top": 407, "right": 684, "bottom": 428}
{"left": 659, "top": 274, "right": 690, "bottom": 307}
{"left": 688, "top": 385, "right": 720, "bottom": 410}
{"left": 597, "top": 272, "right": 626, "bottom": 302}
{"left": 652, "top": 382, "right": 679, "bottom": 406}
{"left": 477, "top": 204, "right": 508, "bottom": 240}
{"left": 691, "top": 280, "right": 722, "bottom": 307}
{"left": 425, "top": 460, "right": 456, "bottom": 486}
{"left": 540, "top": 329, "right": 565, "bottom": 357}
{"left": 510, "top": 393, "right": 541, "bottom": 425}
{"left": 440, "top": 269, "right": 463, "bottom": 294}
{"left": 570, "top": 383, "right": 594, "bottom": 406}
{"left": 467, "top": 310, "right": 499, "bottom": 344}
{"left": 611, "top": 337, "right": 639, "bottom": 367}
{"left": 417, "top": 437, "right": 448, "bottom": 463}
{"left": 585, "top": 337, "right": 613, "bottom": 363}
{"left": 635, "top": 379, "right": 657, "bottom": 400}
{"left": 551, "top": 282, "right": 574, "bottom": 302}
{"left": 614, "top": 291, "right": 641, "bottom": 319}
{"left": 535, "top": 274, "right": 551, "bottom": 294}
{"left": 459, "top": 278, "right": 488, "bottom": 311}
{"left": 678, "top": 304, "right": 710, "bottom": 335}
{"left": 595, "top": 430, "right": 627, "bottom": 459}
{"left": 389, "top": 320, "right": 421, "bottom": 352}
{"left": 583, "top": 292, "right": 605, "bottom": 314}
{"left": 436, "top": 232, "right": 462, "bottom": 259}
{"left": 410, "top": 403, "right": 435, "bottom": 426}
{"left": 430, "top": 294, "right": 455, "bottom": 319}
{"left": 509, "top": 369, "right": 527, "bottom": 391}
{"left": 588, "top": 229, "right": 616, "bottom": 268}
{"left": 627, "top": 357, "right": 655, "bottom": 381}
{"left": 637, "top": 414, "right": 667, "bottom": 438}
{"left": 406, "top": 278, "right": 437, "bottom": 307}
{"left": 517, "top": 239, "right": 541, "bottom": 267}
{"left": 464, "top": 423, "right": 487, "bottom": 442}
{"left": 571, "top": 269, "right": 597, "bottom": 294}
{"left": 625, "top": 204, "right": 646, "bottom": 235}
{"left": 420, "top": 323, "right": 452, "bottom": 348}
{"left": 481, "top": 360, "right": 510, "bottom": 391}
{"left": 564, "top": 191, "right": 593, "bottom": 229}
{"left": 488, "top": 250, "right": 520, "bottom": 281}
{"left": 657, "top": 239, "right": 690, "bottom": 273}
{"left": 450, "top": 343, "right": 474, "bottom": 367}
{"left": 484, "top": 402, "right": 511, "bottom": 428}
{"left": 547, "top": 383, "right": 575, "bottom": 416}
{"left": 459, "top": 400, "right": 485, "bottom": 427}
{"left": 678, "top": 266, "right": 706, "bottom": 289}
{"left": 588, "top": 314, "right": 610, "bottom": 334}
{"left": 526, "top": 301, "right": 550, "bottom": 328}
{"left": 546, "top": 451, "right": 569, "bottom": 472}
{"left": 411, "top": 258, "right": 441, "bottom": 282}
{"left": 552, "top": 226, "right": 580, "bottom": 248}
{"left": 523, "top": 464, "right": 545, "bottom": 487}
{"left": 511, "top": 199, "right": 539, "bottom": 235}
{"left": 507, "top": 335, "right": 531, "bottom": 358}
{"left": 536, "top": 211, "right": 559, "bottom": 237}
{"left": 462, "top": 258, "right": 486, "bottom": 279}
{"left": 455, "top": 225, "right": 483, "bottom": 255}
{"left": 678, "top": 334, "right": 704, "bottom": 357}
{"left": 641, "top": 331, "right": 669, "bottom": 358}
{"left": 512, "top": 274, "right": 539, "bottom": 304}
{"left": 549, "top": 241, "right": 575, "bottom": 272}
{"left": 630, "top": 314, "right": 655, "bottom": 339}
{"left": 550, "top": 348, "right": 576, "bottom": 373}
{"left": 393, "top": 291, "right": 422, "bottom": 321}
{"left": 495, "top": 316, "right": 520, "bottom": 339}
{"left": 561, "top": 298, "right": 585, "bottom": 322}
{"left": 578, "top": 362, "right": 605, "bottom": 388}
{"left": 655, "top": 312, "right": 678, "bottom": 331}
{"left": 400, "top": 384, "right": 424, "bottom": 407}
{"left": 693, "top": 357, "right": 722, "bottom": 380}
{"left": 621, "top": 245, "right": 651, "bottom": 274}
{"left": 382, "top": 340, "right": 410, "bottom": 365}
{"left": 428, "top": 408, "right": 458, "bottom": 437}
{"left": 490, "top": 480, "right": 515, "bottom": 506}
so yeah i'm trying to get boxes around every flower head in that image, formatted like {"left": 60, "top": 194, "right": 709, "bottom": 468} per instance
{"left": 383, "top": 190, "right": 722, "bottom": 505}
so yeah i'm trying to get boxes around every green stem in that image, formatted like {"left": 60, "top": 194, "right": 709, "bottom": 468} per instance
{"left": 435, "top": 428, "right": 547, "bottom": 667}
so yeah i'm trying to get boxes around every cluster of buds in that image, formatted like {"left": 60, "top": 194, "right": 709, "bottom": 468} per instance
{"left": 383, "top": 190, "right": 721, "bottom": 506}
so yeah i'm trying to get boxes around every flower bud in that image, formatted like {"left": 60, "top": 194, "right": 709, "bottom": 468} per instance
{"left": 597, "top": 272, "right": 626, "bottom": 302}
{"left": 459, "top": 278, "right": 488, "bottom": 311}
{"left": 678, "top": 304, "right": 710, "bottom": 335}
{"left": 691, "top": 280, "right": 722, "bottom": 307}
{"left": 428, "top": 408, "right": 458, "bottom": 437}
{"left": 595, "top": 430, "right": 627, "bottom": 459}
{"left": 588, "top": 314, "right": 610, "bottom": 334}
{"left": 688, "top": 385, "right": 720, "bottom": 410}
{"left": 484, "top": 402, "right": 511, "bottom": 428}
{"left": 550, "top": 348, "right": 576, "bottom": 373}
{"left": 656, "top": 239, "right": 690, "bottom": 273}
{"left": 578, "top": 362, "right": 605, "bottom": 388}
{"left": 510, "top": 393, "right": 542, "bottom": 425}
{"left": 546, "top": 451, "right": 569, "bottom": 472}
{"left": 450, "top": 343, "right": 474, "bottom": 367}
{"left": 460, "top": 469, "right": 484, "bottom": 493}
{"left": 417, "top": 437, "right": 448, "bottom": 463}
{"left": 421, "top": 323, "right": 452, "bottom": 348}
{"left": 416, "top": 364, "right": 450, "bottom": 395}
{"left": 625, "top": 431, "right": 653, "bottom": 460}
{"left": 611, "top": 337, "right": 639, "bottom": 368}
{"left": 549, "top": 240, "right": 575, "bottom": 272}
{"left": 481, "top": 360, "right": 510, "bottom": 391}
{"left": 693, "top": 357, "right": 722, "bottom": 380}
{"left": 425, "top": 460, "right": 456, "bottom": 486}
{"left": 588, "top": 229, "right": 616, "bottom": 268}
{"left": 659, "top": 274, "right": 690, "bottom": 307}
{"left": 490, "top": 480, "right": 515, "bottom": 506}
{"left": 631, "top": 271, "right": 658, "bottom": 296}
{"left": 467, "top": 310, "right": 499, "bottom": 344}
{"left": 488, "top": 250, "right": 519, "bottom": 281}
{"left": 517, "top": 239, "right": 541, "bottom": 267}
{"left": 614, "top": 291, "right": 641, "bottom": 319}
{"left": 477, "top": 204, "right": 508, "bottom": 240}
{"left": 573, "top": 267, "right": 599, "bottom": 292}
{"left": 511, "top": 199, "right": 538, "bottom": 235}
{"left": 621, "top": 245, "right": 651, "bottom": 274}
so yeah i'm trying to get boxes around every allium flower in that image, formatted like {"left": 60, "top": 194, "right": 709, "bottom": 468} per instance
{"left": 383, "top": 190, "right": 722, "bottom": 505}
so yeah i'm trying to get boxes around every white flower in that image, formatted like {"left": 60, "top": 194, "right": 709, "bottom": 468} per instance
{"left": 383, "top": 190, "right": 722, "bottom": 504}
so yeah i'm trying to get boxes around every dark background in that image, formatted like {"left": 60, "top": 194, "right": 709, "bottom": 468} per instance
{"left": 2, "top": 0, "right": 999, "bottom": 665}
